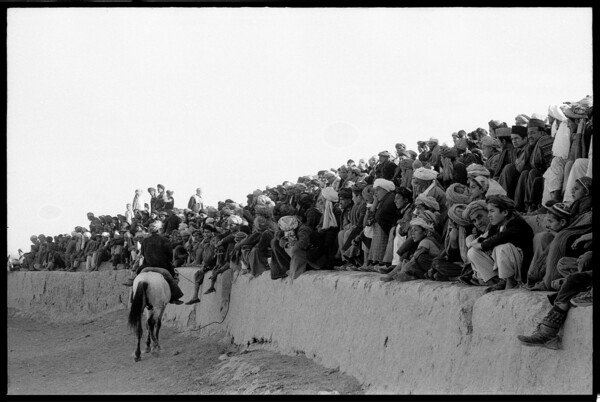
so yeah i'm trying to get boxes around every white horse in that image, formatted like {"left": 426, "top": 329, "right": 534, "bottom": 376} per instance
{"left": 127, "top": 271, "right": 171, "bottom": 362}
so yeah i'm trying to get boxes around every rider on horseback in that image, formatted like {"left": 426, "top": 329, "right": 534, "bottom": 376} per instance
{"left": 122, "top": 221, "right": 184, "bottom": 305}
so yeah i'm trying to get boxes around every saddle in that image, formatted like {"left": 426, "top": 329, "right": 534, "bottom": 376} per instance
{"left": 139, "top": 267, "right": 184, "bottom": 301}
{"left": 140, "top": 267, "right": 177, "bottom": 283}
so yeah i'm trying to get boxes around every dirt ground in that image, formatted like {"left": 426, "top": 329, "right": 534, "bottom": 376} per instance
{"left": 7, "top": 308, "right": 364, "bottom": 395}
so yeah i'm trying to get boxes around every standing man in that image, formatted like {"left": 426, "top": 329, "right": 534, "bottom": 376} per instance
{"left": 147, "top": 187, "right": 158, "bottom": 213}
{"left": 188, "top": 187, "right": 204, "bottom": 213}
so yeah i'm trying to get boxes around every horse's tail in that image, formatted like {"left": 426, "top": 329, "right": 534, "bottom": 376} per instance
{"left": 128, "top": 280, "right": 147, "bottom": 333}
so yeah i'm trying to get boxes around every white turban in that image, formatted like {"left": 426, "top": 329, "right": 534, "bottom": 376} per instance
{"left": 226, "top": 215, "right": 243, "bottom": 226}
{"left": 83, "top": 232, "right": 92, "bottom": 239}
{"left": 278, "top": 215, "right": 299, "bottom": 232}
{"left": 149, "top": 221, "right": 163, "bottom": 233}
{"left": 101, "top": 232, "right": 110, "bottom": 237}
{"left": 547, "top": 104, "right": 568, "bottom": 122}
{"left": 530, "top": 112, "right": 548, "bottom": 123}
{"left": 373, "top": 178, "right": 395, "bottom": 192}
{"left": 409, "top": 217, "right": 434, "bottom": 232}
{"left": 413, "top": 167, "right": 439, "bottom": 181}
{"left": 321, "top": 187, "right": 339, "bottom": 202}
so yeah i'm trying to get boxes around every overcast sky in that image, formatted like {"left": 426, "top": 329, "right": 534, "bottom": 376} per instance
{"left": 7, "top": 7, "right": 592, "bottom": 256}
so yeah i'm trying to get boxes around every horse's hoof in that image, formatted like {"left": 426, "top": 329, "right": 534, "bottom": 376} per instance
{"left": 144, "top": 348, "right": 151, "bottom": 354}
{"left": 152, "top": 348, "right": 160, "bottom": 357}
{"left": 134, "top": 356, "right": 141, "bottom": 362}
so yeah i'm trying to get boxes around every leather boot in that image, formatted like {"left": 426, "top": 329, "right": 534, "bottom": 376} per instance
{"left": 517, "top": 306, "right": 567, "bottom": 350}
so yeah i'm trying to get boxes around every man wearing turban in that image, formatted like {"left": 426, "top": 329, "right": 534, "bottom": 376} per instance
{"left": 465, "top": 195, "right": 534, "bottom": 292}
{"left": 411, "top": 167, "right": 448, "bottom": 227}
{"left": 123, "top": 220, "right": 185, "bottom": 305}
{"left": 518, "top": 116, "right": 554, "bottom": 213}
{"left": 439, "top": 146, "right": 468, "bottom": 188}
{"left": 269, "top": 214, "right": 325, "bottom": 282}
{"left": 381, "top": 212, "right": 441, "bottom": 282}
{"left": 424, "top": 137, "right": 441, "bottom": 172}
{"left": 236, "top": 215, "right": 276, "bottom": 278}
{"left": 445, "top": 183, "right": 471, "bottom": 206}
{"left": 481, "top": 136, "right": 503, "bottom": 178}
{"left": 364, "top": 178, "right": 398, "bottom": 270}
{"left": 429, "top": 203, "right": 471, "bottom": 281}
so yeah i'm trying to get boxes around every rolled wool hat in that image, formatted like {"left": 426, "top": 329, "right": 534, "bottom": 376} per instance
{"left": 486, "top": 194, "right": 516, "bottom": 211}
{"left": 576, "top": 176, "right": 592, "bottom": 194}
{"left": 515, "top": 114, "right": 530, "bottom": 126}
{"left": 527, "top": 118, "right": 546, "bottom": 129}
{"left": 445, "top": 183, "right": 471, "bottom": 204}
{"left": 493, "top": 128, "right": 512, "bottom": 139}
{"left": 378, "top": 150, "right": 392, "bottom": 158}
{"left": 157, "top": 184, "right": 165, "bottom": 190}
{"left": 448, "top": 204, "right": 471, "bottom": 227}
{"left": 466, "top": 163, "right": 490, "bottom": 179}
{"left": 463, "top": 200, "right": 488, "bottom": 220}
{"left": 409, "top": 216, "right": 434, "bottom": 232}
{"left": 543, "top": 202, "right": 572, "bottom": 221}
{"left": 338, "top": 188, "right": 353, "bottom": 199}
{"left": 428, "top": 137, "right": 439, "bottom": 143}
{"left": 415, "top": 194, "right": 440, "bottom": 211}
{"left": 413, "top": 167, "right": 439, "bottom": 181}
{"left": 373, "top": 178, "right": 395, "bottom": 192}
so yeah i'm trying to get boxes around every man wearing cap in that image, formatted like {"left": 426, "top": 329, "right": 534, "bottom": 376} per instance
{"left": 498, "top": 125, "right": 530, "bottom": 199}
{"left": 491, "top": 127, "right": 514, "bottom": 182}
{"left": 83, "top": 233, "right": 101, "bottom": 271}
{"left": 344, "top": 166, "right": 362, "bottom": 189}
{"left": 373, "top": 151, "right": 397, "bottom": 181}
{"left": 511, "top": 115, "right": 554, "bottom": 212}
{"left": 525, "top": 201, "right": 573, "bottom": 288}
{"left": 147, "top": 187, "right": 158, "bottom": 213}
{"left": 64, "top": 233, "right": 78, "bottom": 271}
{"left": 333, "top": 188, "right": 355, "bottom": 269}
{"left": 481, "top": 135, "right": 502, "bottom": 178}
{"left": 426, "top": 137, "right": 441, "bottom": 171}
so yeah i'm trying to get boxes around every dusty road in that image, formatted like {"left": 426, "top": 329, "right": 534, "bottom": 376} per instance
{"left": 7, "top": 308, "right": 364, "bottom": 395}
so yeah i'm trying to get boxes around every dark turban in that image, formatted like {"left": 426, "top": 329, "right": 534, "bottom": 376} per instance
{"left": 279, "top": 204, "right": 297, "bottom": 217}
{"left": 441, "top": 147, "right": 458, "bottom": 159}
{"left": 463, "top": 200, "right": 488, "bottom": 221}
{"left": 445, "top": 183, "right": 471, "bottom": 205}
{"left": 486, "top": 195, "right": 516, "bottom": 211}
{"left": 338, "top": 188, "right": 353, "bottom": 200}
{"left": 448, "top": 204, "right": 471, "bottom": 227}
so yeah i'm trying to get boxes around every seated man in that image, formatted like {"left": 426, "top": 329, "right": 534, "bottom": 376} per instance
{"left": 122, "top": 221, "right": 184, "bottom": 305}
{"left": 184, "top": 224, "right": 219, "bottom": 305}
{"left": 205, "top": 231, "right": 248, "bottom": 295}
{"left": 517, "top": 268, "right": 592, "bottom": 350}
{"left": 270, "top": 215, "right": 325, "bottom": 283}
{"left": 466, "top": 195, "right": 533, "bottom": 292}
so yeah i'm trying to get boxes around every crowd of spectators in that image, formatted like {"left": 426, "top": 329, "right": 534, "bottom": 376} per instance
{"left": 10, "top": 95, "right": 593, "bottom": 349}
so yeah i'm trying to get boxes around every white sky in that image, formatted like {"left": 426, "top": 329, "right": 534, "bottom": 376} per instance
{"left": 6, "top": 7, "right": 593, "bottom": 256}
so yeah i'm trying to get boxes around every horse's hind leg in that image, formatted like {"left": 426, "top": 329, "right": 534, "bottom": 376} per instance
{"left": 155, "top": 317, "right": 162, "bottom": 351}
{"left": 151, "top": 308, "right": 165, "bottom": 357}
{"left": 144, "top": 320, "right": 152, "bottom": 354}
{"left": 134, "top": 318, "right": 143, "bottom": 362}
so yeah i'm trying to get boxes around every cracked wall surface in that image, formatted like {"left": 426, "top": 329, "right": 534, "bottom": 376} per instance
{"left": 6, "top": 267, "right": 593, "bottom": 394}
